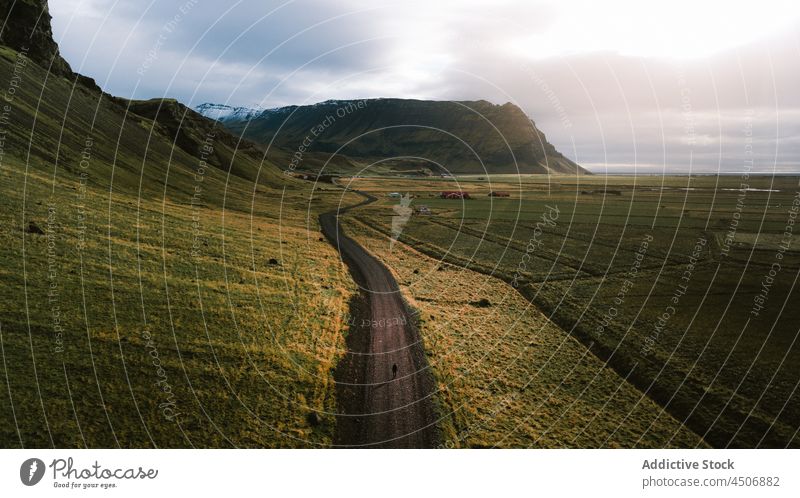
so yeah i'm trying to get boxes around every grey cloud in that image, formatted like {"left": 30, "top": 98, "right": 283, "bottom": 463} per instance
{"left": 49, "top": 0, "right": 800, "bottom": 173}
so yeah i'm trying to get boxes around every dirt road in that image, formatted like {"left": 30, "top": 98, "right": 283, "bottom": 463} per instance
{"left": 320, "top": 191, "right": 440, "bottom": 448}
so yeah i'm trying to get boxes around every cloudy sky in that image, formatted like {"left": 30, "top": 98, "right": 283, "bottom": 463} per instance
{"left": 50, "top": 0, "right": 800, "bottom": 173}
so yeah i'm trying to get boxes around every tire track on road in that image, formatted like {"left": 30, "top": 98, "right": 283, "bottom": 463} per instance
{"left": 320, "top": 187, "right": 440, "bottom": 448}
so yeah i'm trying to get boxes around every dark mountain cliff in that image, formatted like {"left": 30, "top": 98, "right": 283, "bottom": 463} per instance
{"left": 0, "top": 0, "right": 288, "bottom": 195}
{"left": 201, "top": 98, "right": 586, "bottom": 175}
{"left": 0, "top": 0, "right": 100, "bottom": 90}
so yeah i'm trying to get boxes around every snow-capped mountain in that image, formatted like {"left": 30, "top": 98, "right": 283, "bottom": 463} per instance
{"left": 194, "top": 100, "right": 365, "bottom": 123}
{"left": 193, "top": 103, "right": 265, "bottom": 123}
{"left": 208, "top": 98, "right": 586, "bottom": 175}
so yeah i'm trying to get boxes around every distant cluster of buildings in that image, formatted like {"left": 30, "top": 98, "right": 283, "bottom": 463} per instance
{"left": 439, "top": 191, "right": 510, "bottom": 199}
{"left": 440, "top": 191, "right": 470, "bottom": 199}
{"left": 384, "top": 188, "right": 512, "bottom": 218}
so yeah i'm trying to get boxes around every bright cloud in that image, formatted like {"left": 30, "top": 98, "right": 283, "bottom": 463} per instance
{"left": 49, "top": 0, "right": 800, "bottom": 173}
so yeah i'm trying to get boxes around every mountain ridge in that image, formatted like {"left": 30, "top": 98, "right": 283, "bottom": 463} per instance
{"left": 0, "top": 0, "right": 295, "bottom": 198}
{"left": 196, "top": 98, "right": 587, "bottom": 175}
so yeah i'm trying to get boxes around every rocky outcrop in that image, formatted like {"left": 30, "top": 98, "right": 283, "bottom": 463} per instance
{"left": 0, "top": 0, "right": 98, "bottom": 89}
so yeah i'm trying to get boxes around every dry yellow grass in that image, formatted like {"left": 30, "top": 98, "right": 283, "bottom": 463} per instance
{"left": 0, "top": 162, "right": 360, "bottom": 447}
{"left": 344, "top": 216, "right": 706, "bottom": 448}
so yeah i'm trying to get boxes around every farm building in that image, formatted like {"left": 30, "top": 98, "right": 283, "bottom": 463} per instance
{"left": 440, "top": 191, "right": 470, "bottom": 199}
{"left": 417, "top": 205, "right": 431, "bottom": 215}
{"left": 488, "top": 191, "right": 510, "bottom": 197}
{"left": 388, "top": 192, "right": 401, "bottom": 198}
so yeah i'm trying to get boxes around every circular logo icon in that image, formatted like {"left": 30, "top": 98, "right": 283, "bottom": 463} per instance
{"left": 20, "top": 458, "right": 45, "bottom": 486}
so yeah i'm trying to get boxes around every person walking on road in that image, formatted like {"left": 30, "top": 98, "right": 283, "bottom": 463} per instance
{"left": 392, "top": 363, "right": 398, "bottom": 380}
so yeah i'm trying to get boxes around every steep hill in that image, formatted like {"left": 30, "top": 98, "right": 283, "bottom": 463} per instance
{"left": 0, "top": 0, "right": 359, "bottom": 448}
{"left": 197, "top": 98, "right": 586, "bottom": 175}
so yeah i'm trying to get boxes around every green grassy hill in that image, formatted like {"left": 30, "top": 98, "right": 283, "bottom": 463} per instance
{"left": 203, "top": 98, "right": 586, "bottom": 175}
{"left": 0, "top": 2, "right": 360, "bottom": 447}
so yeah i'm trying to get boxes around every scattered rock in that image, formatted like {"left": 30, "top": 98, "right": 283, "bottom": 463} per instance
{"left": 307, "top": 411, "right": 322, "bottom": 427}
{"left": 413, "top": 269, "right": 419, "bottom": 274}
{"left": 268, "top": 258, "right": 279, "bottom": 265}
{"left": 26, "top": 221, "right": 45, "bottom": 235}
{"left": 470, "top": 298, "right": 492, "bottom": 308}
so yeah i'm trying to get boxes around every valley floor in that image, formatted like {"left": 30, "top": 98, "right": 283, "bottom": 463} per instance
{"left": 343, "top": 216, "right": 706, "bottom": 448}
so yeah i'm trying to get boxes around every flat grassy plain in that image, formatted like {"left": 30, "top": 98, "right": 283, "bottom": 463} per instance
{"left": 0, "top": 45, "right": 361, "bottom": 447}
{"left": 344, "top": 173, "right": 800, "bottom": 447}
{"left": 344, "top": 218, "right": 704, "bottom": 447}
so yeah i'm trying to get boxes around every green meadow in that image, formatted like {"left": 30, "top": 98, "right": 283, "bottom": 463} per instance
{"left": 346, "top": 173, "right": 800, "bottom": 447}
{"left": 0, "top": 45, "right": 360, "bottom": 447}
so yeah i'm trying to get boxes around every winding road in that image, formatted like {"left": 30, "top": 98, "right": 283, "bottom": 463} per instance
{"left": 320, "top": 188, "right": 440, "bottom": 448}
